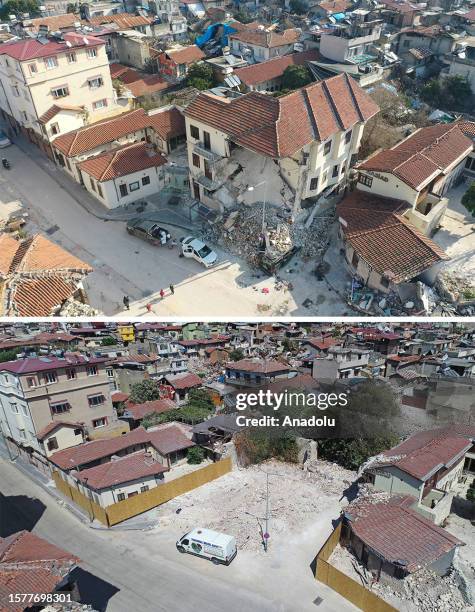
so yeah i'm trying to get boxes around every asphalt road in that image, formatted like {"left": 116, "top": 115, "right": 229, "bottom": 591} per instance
{"left": 0, "top": 457, "right": 279, "bottom": 612}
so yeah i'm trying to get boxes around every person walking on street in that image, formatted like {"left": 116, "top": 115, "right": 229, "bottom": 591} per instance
{"left": 159, "top": 289, "right": 165, "bottom": 300}
{"left": 169, "top": 284, "right": 175, "bottom": 295}
{"left": 123, "top": 295, "right": 130, "bottom": 310}
{"left": 146, "top": 303, "right": 153, "bottom": 313}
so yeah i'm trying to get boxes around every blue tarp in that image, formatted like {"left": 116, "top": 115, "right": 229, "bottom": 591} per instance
{"left": 332, "top": 12, "right": 346, "bottom": 20}
{"left": 196, "top": 23, "right": 238, "bottom": 48}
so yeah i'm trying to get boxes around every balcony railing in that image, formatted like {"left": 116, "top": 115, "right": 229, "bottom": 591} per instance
{"left": 193, "top": 143, "right": 222, "bottom": 163}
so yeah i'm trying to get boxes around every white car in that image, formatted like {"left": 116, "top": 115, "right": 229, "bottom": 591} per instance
{"left": 0, "top": 131, "right": 11, "bottom": 148}
{"left": 180, "top": 236, "right": 217, "bottom": 268}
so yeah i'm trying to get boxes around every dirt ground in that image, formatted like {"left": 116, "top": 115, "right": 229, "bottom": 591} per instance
{"left": 154, "top": 460, "right": 356, "bottom": 553}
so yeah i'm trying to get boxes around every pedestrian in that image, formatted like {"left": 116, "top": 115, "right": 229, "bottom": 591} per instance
{"left": 159, "top": 288, "right": 165, "bottom": 299}
{"left": 123, "top": 295, "right": 130, "bottom": 310}
{"left": 146, "top": 302, "right": 153, "bottom": 313}
{"left": 169, "top": 284, "right": 175, "bottom": 295}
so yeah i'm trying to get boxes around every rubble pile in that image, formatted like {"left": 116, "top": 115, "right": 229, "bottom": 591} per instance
{"left": 374, "top": 568, "right": 471, "bottom": 612}
{"left": 436, "top": 272, "right": 475, "bottom": 311}
{"left": 58, "top": 298, "right": 101, "bottom": 317}
{"left": 203, "top": 203, "right": 334, "bottom": 268}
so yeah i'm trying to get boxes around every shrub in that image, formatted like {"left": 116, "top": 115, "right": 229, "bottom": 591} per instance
{"left": 187, "top": 446, "right": 205, "bottom": 464}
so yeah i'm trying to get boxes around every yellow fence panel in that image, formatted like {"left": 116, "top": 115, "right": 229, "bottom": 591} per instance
{"left": 52, "top": 471, "right": 109, "bottom": 526}
{"left": 105, "top": 457, "right": 232, "bottom": 526}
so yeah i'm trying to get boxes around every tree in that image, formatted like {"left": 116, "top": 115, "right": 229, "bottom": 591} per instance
{"left": 187, "top": 62, "right": 214, "bottom": 91}
{"left": 281, "top": 65, "right": 311, "bottom": 91}
{"left": 187, "top": 388, "right": 214, "bottom": 411}
{"left": 421, "top": 76, "right": 472, "bottom": 113}
{"left": 317, "top": 436, "right": 400, "bottom": 471}
{"left": 0, "top": 349, "right": 21, "bottom": 363}
{"left": 187, "top": 446, "right": 205, "bottom": 464}
{"left": 289, "top": 0, "right": 308, "bottom": 14}
{"left": 229, "top": 348, "right": 244, "bottom": 361}
{"left": 101, "top": 336, "right": 116, "bottom": 346}
{"left": 129, "top": 379, "right": 161, "bottom": 404}
{"left": 0, "top": 0, "right": 39, "bottom": 18}
{"left": 281, "top": 338, "right": 298, "bottom": 353}
{"left": 233, "top": 9, "right": 254, "bottom": 24}
{"left": 461, "top": 182, "right": 475, "bottom": 215}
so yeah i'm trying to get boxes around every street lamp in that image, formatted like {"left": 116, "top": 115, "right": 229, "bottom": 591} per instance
{"left": 247, "top": 180, "right": 268, "bottom": 234}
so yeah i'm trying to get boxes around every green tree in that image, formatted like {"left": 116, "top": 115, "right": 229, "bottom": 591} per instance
{"left": 281, "top": 65, "right": 312, "bottom": 91}
{"left": 461, "top": 182, "right": 475, "bottom": 215}
{"left": 282, "top": 338, "right": 298, "bottom": 353}
{"left": 289, "top": 0, "right": 308, "bottom": 14}
{"left": 317, "top": 436, "right": 399, "bottom": 471}
{"left": 0, "top": 0, "right": 39, "bottom": 18}
{"left": 101, "top": 336, "right": 116, "bottom": 346}
{"left": 129, "top": 379, "right": 161, "bottom": 404}
{"left": 0, "top": 349, "right": 21, "bottom": 363}
{"left": 187, "top": 446, "right": 205, "bottom": 464}
{"left": 421, "top": 76, "right": 472, "bottom": 112}
{"left": 229, "top": 348, "right": 244, "bottom": 361}
{"left": 187, "top": 62, "right": 214, "bottom": 90}
{"left": 234, "top": 430, "right": 299, "bottom": 466}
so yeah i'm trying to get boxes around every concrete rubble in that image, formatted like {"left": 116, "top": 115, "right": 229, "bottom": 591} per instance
{"left": 58, "top": 298, "right": 101, "bottom": 317}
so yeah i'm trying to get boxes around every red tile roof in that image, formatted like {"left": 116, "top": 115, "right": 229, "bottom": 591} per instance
{"left": 111, "top": 391, "right": 129, "bottom": 403}
{"left": 458, "top": 120, "right": 475, "bottom": 139}
{"left": 78, "top": 142, "right": 166, "bottom": 182}
{"left": 358, "top": 122, "right": 473, "bottom": 190}
{"left": 148, "top": 107, "right": 186, "bottom": 141}
{"left": 380, "top": 0, "right": 418, "bottom": 13}
{"left": 52, "top": 109, "right": 150, "bottom": 156}
{"left": 0, "top": 32, "right": 104, "bottom": 61}
{"left": 227, "top": 359, "right": 290, "bottom": 374}
{"left": 165, "top": 45, "right": 205, "bottom": 65}
{"left": 164, "top": 372, "right": 203, "bottom": 389}
{"left": 366, "top": 427, "right": 474, "bottom": 481}
{"left": 304, "top": 337, "right": 340, "bottom": 350}
{"left": 147, "top": 422, "right": 194, "bottom": 455}
{"left": 347, "top": 495, "right": 463, "bottom": 573}
{"left": 185, "top": 73, "right": 379, "bottom": 158}
{"left": 36, "top": 421, "right": 84, "bottom": 441}
{"left": 0, "top": 353, "right": 107, "bottom": 375}
{"left": 317, "top": 0, "right": 352, "bottom": 13}
{"left": 87, "top": 13, "right": 152, "bottom": 29}
{"left": 337, "top": 191, "right": 448, "bottom": 284}
{"left": 75, "top": 450, "right": 168, "bottom": 489}
{"left": 0, "top": 531, "right": 79, "bottom": 609}
{"left": 109, "top": 63, "right": 171, "bottom": 97}
{"left": 9, "top": 277, "right": 79, "bottom": 317}
{"left": 463, "top": 7, "right": 475, "bottom": 20}
{"left": 38, "top": 103, "right": 84, "bottom": 125}
{"left": 23, "top": 13, "right": 80, "bottom": 32}
{"left": 229, "top": 27, "right": 300, "bottom": 48}
{"left": 235, "top": 50, "right": 321, "bottom": 86}
{"left": 125, "top": 398, "right": 176, "bottom": 421}
{"left": 49, "top": 426, "right": 150, "bottom": 470}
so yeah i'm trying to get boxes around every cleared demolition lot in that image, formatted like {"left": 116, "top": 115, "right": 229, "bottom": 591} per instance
{"left": 153, "top": 459, "right": 356, "bottom": 554}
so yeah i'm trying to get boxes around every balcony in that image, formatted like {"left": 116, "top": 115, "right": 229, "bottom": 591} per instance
{"left": 193, "top": 143, "right": 222, "bottom": 163}
{"left": 403, "top": 193, "right": 448, "bottom": 236}
{"left": 196, "top": 174, "right": 221, "bottom": 191}
{"left": 417, "top": 488, "right": 453, "bottom": 525}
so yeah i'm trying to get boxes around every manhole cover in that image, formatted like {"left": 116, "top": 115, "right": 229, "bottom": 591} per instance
{"left": 46, "top": 225, "right": 59, "bottom": 235}
{"left": 313, "top": 597, "right": 323, "bottom": 606}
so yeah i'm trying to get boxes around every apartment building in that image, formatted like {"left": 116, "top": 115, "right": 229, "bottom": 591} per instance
{"left": 183, "top": 73, "right": 379, "bottom": 213}
{"left": 312, "top": 347, "right": 371, "bottom": 380}
{"left": 228, "top": 27, "right": 301, "bottom": 63}
{"left": 0, "top": 354, "right": 117, "bottom": 467}
{"left": 0, "top": 31, "right": 121, "bottom": 156}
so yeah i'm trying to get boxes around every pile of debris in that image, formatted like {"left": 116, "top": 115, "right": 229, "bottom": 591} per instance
{"left": 436, "top": 272, "right": 475, "bottom": 314}
{"left": 203, "top": 203, "right": 334, "bottom": 269}
{"left": 374, "top": 568, "right": 471, "bottom": 612}
{"left": 58, "top": 298, "right": 101, "bottom": 317}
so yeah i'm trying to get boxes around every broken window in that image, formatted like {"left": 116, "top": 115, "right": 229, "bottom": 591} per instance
{"left": 323, "top": 140, "right": 332, "bottom": 156}
{"left": 190, "top": 124, "right": 199, "bottom": 140}
{"left": 332, "top": 165, "right": 339, "bottom": 178}
{"left": 192, "top": 153, "right": 200, "bottom": 168}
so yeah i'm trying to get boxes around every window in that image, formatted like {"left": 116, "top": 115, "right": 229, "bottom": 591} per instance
{"left": 332, "top": 165, "right": 339, "bottom": 178}
{"left": 74, "top": 428, "right": 82, "bottom": 436}
{"left": 66, "top": 368, "right": 76, "bottom": 380}
{"left": 88, "top": 394, "right": 105, "bottom": 407}
{"left": 140, "top": 485, "right": 149, "bottom": 493}
{"left": 92, "top": 99, "right": 107, "bottom": 110}
{"left": 322, "top": 171, "right": 328, "bottom": 183}
{"left": 51, "top": 122, "right": 60, "bottom": 135}
{"left": 128, "top": 491, "right": 138, "bottom": 498}
{"left": 141, "top": 176, "right": 150, "bottom": 186}
{"left": 351, "top": 251, "right": 359, "bottom": 268}
{"left": 21, "top": 111, "right": 28, "bottom": 122}
{"left": 11, "top": 85, "right": 19, "bottom": 97}
{"left": 51, "top": 402, "right": 70, "bottom": 414}
{"left": 10, "top": 403, "right": 19, "bottom": 414}
{"left": 86, "top": 365, "right": 98, "bottom": 377}
{"left": 323, "top": 140, "right": 332, "bottom": 156}
{"left": 29, "top": 63, "right": 37, "bottom": 74}
{"left": 88, "top": 77, "right": 103, "bottom": 89}
{"left": 26, "top": 376, "right": 36, "bottom": 388}
{"left": 309, "top": 177, "right": 318, "bottom": 191}
{"left": 23, "top": 89, "right": 29, "bottom": 101}
{"left": 117, "top": 493, "right": 126, "bottom": 501}
{"left": 90, "top": 178, "right": 96, "bottom": 192}
{"left": 93, "top": 417, "right": 107, "bottom": 428}
{"left": 19, "top": 429, "right": 26, "bottom": 440}
{"left": 129, "top": 181, "right": 140, "bottom": 192}
{"left": 192, "top": 153, "right": 200, "bottom": 168}
{"left": 44, "top": 371, "right": 57, "bottom": 384}
{"left": 119, "top": 184, "right": 128, "bottom": 197}
{"left": 358, "top": 174, "right": 373, "bottom": 188}
{"left": 47, "top": 437, "right": 59, "bottom": 451}
{"left": 381, "top": 276, "right": 390, "bottom": 289}
{"left": 86, "top": 48, "right": 98, "bottom": 58}
{"left": 98, "top": 183, "right": 103, "bottom": 197}
{"left": 67, "top": 52, "right": 76, "bottom": 63}
{"left": 44, "top": 56, "right": 58, "bottom": 69}
{"left": 51, "top": 85, "right": 69, "bottom": 99}
{"left": 190, "top": 124, "right": 199, "bottom": 140}
{"left": 21, "top": 405, "right": 28, "bottom": 417}
{"left": 345, "top": 130, "right": 352, "bottom": 144}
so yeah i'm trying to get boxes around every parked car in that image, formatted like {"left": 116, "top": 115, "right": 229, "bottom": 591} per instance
{"left": 176, "top": 528, "right": 237, "bottom": 565}
{"left": 126, "top": 218, "right": 171, "bottom": 245}
{"left": 180, "top": 236, "right": 217, "bottom": 268}
{"left": 0, "top": 131, "right": 11, "bottom": 148}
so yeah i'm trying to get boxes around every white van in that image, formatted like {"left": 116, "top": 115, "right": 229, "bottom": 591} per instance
{"left": 176, "top": 528, "right": 237, "bottom": 565}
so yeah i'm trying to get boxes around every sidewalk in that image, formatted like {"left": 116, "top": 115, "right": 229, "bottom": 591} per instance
{"left": 9, "top": 131, "right": 197, "bottom": 231}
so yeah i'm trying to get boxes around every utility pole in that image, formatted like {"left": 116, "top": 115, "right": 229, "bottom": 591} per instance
{"left": 264, "top": 471, "right": 269, "bottom": 552}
